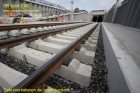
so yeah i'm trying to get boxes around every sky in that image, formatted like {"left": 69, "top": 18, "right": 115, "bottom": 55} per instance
{"left": 45, "top": 0, "right": 124, "bottom": 12}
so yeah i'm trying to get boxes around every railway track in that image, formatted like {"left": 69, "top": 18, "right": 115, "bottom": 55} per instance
{"left": 0, "top": 22, "right": 108, "bottom": 93}
{"left": 0, "top": 22, "right": 88, "bottom": 48}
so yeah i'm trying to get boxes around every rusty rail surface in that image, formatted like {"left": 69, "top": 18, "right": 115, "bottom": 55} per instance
{"left": 0, "top": 23, "right": 89, "bottom": 48}
{"left": 14, "top": 23, "right": 98, "bottom": 92}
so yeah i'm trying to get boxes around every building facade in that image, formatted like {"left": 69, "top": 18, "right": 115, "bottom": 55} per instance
{"left": 0, "top": 0, "right": 68, "bottom": 18}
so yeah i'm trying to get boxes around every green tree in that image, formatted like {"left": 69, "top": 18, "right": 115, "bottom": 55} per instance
{"left": 74, "top": 8, "right": 80, "bottom": 13}
{"left": 79, "top": 10, "right": 88, "bottom": 13}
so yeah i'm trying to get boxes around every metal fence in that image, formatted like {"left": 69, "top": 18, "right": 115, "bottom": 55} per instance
{"left": 104, "top": 0, "right": 140, "bottom": 29}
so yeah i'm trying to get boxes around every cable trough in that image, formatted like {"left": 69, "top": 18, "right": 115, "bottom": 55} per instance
{"left": 0, "top": 23, "right": 108, "bottom": 93}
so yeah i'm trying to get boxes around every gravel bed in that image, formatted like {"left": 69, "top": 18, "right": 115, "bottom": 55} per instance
{"left": 0, "top": 53, "right": 36, "bottom": 75}
{"left": 45, "top": 31, "right": 108, "bottom": 93}
{"left": 0, "top": 54, "right": 36, "bottom": 93}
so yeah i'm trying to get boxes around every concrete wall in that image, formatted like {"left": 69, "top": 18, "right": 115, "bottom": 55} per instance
{"left": 101, "top": 24, "right": 130, "bottom": 93}
{"left": 64, "top": 12, "right": 90, "bottom": 22}
{"left": 73, "top": 13, "right": 90, "bottom": 22}
{"left": 45, "top": 12, "right": 90, "bottom": 22}
{"left": 104, "top": 0, "right": 140, "bottom": 29}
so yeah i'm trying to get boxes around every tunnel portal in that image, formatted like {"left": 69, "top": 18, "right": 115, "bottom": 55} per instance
{"left": 92, "top": 15, "right": 104, "bottom": 22}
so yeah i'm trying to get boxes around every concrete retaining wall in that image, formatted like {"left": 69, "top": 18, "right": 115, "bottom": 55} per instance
{"left": 101, "top": 24, "right": 130, "bottom": 93}
{"left": 104, "top": 0, "right": 140, "bottom": 29}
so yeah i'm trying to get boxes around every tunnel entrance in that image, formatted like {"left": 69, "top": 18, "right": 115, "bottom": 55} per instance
{"left": 92, "top": 15, "right": 104, "bottom": 22}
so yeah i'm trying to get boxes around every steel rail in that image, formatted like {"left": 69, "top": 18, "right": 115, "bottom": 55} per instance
{"left": 0, "top": 24, "right": 89, "bottom": 48}
{"left": 0, "top": 22, "right": 85, "bottom": 32}
{"left": 14, "top": 23, "right": 98, "bottom": 92}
